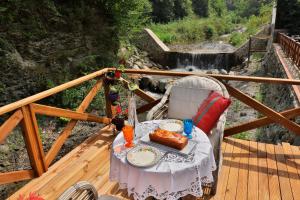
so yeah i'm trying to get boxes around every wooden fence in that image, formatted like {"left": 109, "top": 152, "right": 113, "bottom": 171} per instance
{"left": 1, "top": 68, "right": 300, "bottom": 185}
{"left": 278, "top": 32, "right": 300, "bottom": 68}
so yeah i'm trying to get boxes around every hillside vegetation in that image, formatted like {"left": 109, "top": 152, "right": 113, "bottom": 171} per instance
{"left": 149, "top": 0, "right": 273, "bottom": 46}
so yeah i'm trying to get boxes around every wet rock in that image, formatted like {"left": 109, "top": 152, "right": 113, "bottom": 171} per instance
{"left": 293, "top": 136, "right": 300, "bottom": 146}
{"left": 132, "top": 65, "right": 140, "bottom": 69}
{"left": 149, "top": 79, "right": 159, "bottom": 92}
{"left": 0, "top": 145, "right": 9, "bottom": 155}
{"left": 139, "top": 76, "right": 152, "bottom": 89}
{"left": 240, "top": 112, "right": 247, "bottom": 117}
{"left": 158, "top": 79, "right": 167, "bottom": 93}
{"left": 219, "top": 69, "right": 228, "bottom": 75}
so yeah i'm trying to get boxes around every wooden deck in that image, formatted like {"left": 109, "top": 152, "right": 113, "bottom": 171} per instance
{"left": 8, "top": 127, "right": 300, "bottom": 200}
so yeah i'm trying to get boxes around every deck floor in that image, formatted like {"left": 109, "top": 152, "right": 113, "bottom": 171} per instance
{"left": 8, "top": 126, "right": 300, "bottom": 200}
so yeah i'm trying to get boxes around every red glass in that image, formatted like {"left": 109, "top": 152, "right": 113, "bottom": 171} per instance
{"left": 122, "top": 125, "right": 134, "bottom": 148}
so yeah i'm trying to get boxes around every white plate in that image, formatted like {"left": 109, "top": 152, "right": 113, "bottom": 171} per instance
{"left": 159, "top": 119, "right": 183, "bottom": 133}
{"left": 126, "top": 146, "right": 161, "bottom": 168}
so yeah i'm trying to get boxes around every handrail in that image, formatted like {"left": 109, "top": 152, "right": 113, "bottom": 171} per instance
{"left": 0, "top": 68, "right": 109, "bottom": 115}
{"left": 121, "top": 68, "right": 300, "bottom": 85}
{"left": 278, "top": 32, "right": 300, "bottom": 69}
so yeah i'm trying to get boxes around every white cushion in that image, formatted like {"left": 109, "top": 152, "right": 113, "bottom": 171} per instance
{"left": 167, "top": 76, "right": 223, "bottom": 120}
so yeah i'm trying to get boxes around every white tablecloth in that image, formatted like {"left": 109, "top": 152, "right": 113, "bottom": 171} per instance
{"left": 110, "top": 120, "right": 216, "bottom": 200}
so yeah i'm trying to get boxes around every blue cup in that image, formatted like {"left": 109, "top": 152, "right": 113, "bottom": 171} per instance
{"left": 183, "top": 119, "right": 193, "bottom": 139}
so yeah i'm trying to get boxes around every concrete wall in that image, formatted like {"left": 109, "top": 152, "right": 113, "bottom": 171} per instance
{"left": 260, "top": 44, "right": 300, "bottom": 145}
{"left": 135, "top": 29, "right": 169, "bottom": 64}
{"left": 137, "top": 27, "right": 270, "bottom": 70}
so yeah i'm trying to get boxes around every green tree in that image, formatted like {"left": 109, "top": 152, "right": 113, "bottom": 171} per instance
{"left": 151, "top": 0, "right": 175, "bottom": 23}
{"left": 192, "top": 0, "right": 209, "bottom": 17}
{"left": 209, "top": 0, "right": 227, "bottom": 17}
{"left": 101, "top": 0, "right": 152, "bottom": 38}
{"left": 174, "top": 0, "right": 192, "bottom": 19}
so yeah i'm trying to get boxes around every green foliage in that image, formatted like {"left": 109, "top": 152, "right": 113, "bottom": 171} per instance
{"left": 232, "top": 132, "right": 252, "bottom": 140}
{"left": 174, "top": 0, "right": 192, "bottom": 19}
{"left": 150, "top": 15, "right": 235, "bottom": 44}
{"left": 209, "top": 0, "right": 227, "bottom": 17}
{"left": 276, "top": 0, "right": 300, "bottom": 34}
{"left": 150, "top": 0, "right": 192, "bottom": 23}
{"left": 204, "top": 25, "right": 215, "bottom": 40}
{"left": 192, "top": 0, "right": 209, "bottom": 17}
{"left": 229, "top": 32, "right": 245, "bottom": 46}
{"left": 103, "top": 0, "right": 152, "bottom": 38}
{"left": 61, "top": 80, "right": 105, "bottom": 111}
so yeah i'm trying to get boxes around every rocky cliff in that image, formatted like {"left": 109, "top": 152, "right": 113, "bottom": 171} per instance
{"left": 0, "top": 1, "right": 120, "bottom": 107}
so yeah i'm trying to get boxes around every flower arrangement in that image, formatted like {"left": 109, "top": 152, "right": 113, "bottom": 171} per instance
{"left": 106, "top": 58, "right": 139, "bottom": 131}
{"left": 18, "top": 192, "right": 44, "bottom": 200}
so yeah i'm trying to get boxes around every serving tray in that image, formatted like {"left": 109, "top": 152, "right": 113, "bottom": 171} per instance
{"left": 140, "top": 133, "right": 197, "bottom": 156}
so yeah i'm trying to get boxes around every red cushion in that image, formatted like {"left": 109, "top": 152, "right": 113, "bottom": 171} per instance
{"left": 193, "top": 91, "right": 231, "bottom": 134}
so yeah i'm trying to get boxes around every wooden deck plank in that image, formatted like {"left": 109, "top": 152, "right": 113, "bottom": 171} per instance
{"left": 257, "top": 142, "right": 269, "bottom": 200}
{"left": 9, "top": 126, "right": 115, "bottom": 200}
{"left": 290, "top": 145, "right": 300, "bottom": 177}
{"left": 235, "top": 139, "right": 249, "bottom": 200}
{"left": 274, "top": 144, "right": 294, "bottom": 200}
{"left": 282, "top": 143, "right": 300, "bottom": 200}
{"left": 248, "top": 141, "right": 258, "bottom": 200}
{"left": 224, "top": 138, "right": 241, "bottom": 200}
{"left": 266, "top": 143, "right": 281, "bottom": 200}
{"left": 213, "top": 137, "right": 235, "bottom": 200}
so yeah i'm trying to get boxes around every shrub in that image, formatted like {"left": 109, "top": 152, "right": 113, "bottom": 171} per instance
{"left": 204, "top": 25, "right": 215, "bottom": 39}
{"left": 229, "top": 32, "right": 245, "bottom": 46}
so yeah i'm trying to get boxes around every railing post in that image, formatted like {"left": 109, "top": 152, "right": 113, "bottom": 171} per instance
{"left": 247, "top": 36, "right": 252, "bottom": 68}
{"left": 104, "top": 83, "right": 113, "bottom": 118}
{"left": 21, "top": 105, "right": 47, "bottom": 176}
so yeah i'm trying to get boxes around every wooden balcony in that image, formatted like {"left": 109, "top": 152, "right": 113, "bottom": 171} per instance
{"left": 1, "top": 68, "right": 300, "bottom": 199}
{"left": 7, "top": 127, "right": 300, "bottom": 200}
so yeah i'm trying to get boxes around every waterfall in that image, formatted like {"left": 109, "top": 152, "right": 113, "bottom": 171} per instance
{"left": 174, "top": 52, "right": 232, "bottom": 71}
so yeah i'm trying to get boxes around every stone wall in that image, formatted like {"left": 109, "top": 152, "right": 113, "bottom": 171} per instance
{"left": 234, "top": 26, "right": 271, "bottom": 63}
{"left": 259, "top": 44, "right": 300, "bottom": 145}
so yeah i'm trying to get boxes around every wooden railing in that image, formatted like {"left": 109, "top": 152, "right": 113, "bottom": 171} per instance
{"left": 278, "top": 32, "right": 300, "bottom": 68}
{"left": 1, "top": 68, "right": 300, "bottom": 185}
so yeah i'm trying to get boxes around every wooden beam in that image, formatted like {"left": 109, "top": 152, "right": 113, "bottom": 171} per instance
{"left": 119, "top": 69, "right": 300, "bottom": 85}
{"left": 120, "top": 78, "right": 156, "bottom": 103}
{"left": 0, "top": 170, "right": 35, "bottom": 185}
{"left": 224, "top": 83, "right": 300, "bottom": 135}
{"left": 104, "top": 83, "right": 113, "bottom": 118}
{"left": 31, "top": 104, "right": 111, "bottom": 124}
{"left": 137, "top": 98, "right": 162, "bottom": 114}
{"left": 225, "top": 107, "right": 300, "bottom": 137}
{"left": 45, "top": 79, "right": 103, "bottom": 167}
{"left": 21, "top": 105, "right": 47, "bottom": 176}
{"left": 0, "top": 109, "right": 23, "bottom": 143}
{"left": 0, "top": 69, "right": 108, "bottom": 115}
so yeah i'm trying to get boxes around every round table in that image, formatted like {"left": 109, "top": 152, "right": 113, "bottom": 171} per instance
{"left": 109, "top": 120, "right": 216, "bottom": 200}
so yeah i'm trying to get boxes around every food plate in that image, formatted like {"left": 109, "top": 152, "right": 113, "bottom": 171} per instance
{"left": 159, "top": 119, "right": 183, "bottom": 133}
{"left": 126, "top": 146, "right": 161, "bottom": 168}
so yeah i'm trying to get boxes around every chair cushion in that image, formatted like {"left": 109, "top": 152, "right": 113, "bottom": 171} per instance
{"left": 193, "top": 91, "right": 231, "bottom": 134}
{"left": 168, "top": 76, "right": 223, "bottom": 120}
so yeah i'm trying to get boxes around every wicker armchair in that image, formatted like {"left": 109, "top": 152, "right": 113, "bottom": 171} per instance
{"left": 58, "top": 181, "right": 121, "bottom": 200}
{"left": 146, "top": 75, "right": 230, "bottom": 196}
